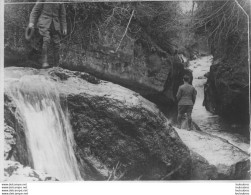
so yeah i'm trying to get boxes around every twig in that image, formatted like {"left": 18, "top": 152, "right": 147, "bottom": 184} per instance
{"left": 161, "top": 163, "right": 183, "bottom": 180}
{"left": 115, "top": 9, "right": 135, "bottom": 52}
{"left": 69, "top": 6, "right": 77, "bottom": 41}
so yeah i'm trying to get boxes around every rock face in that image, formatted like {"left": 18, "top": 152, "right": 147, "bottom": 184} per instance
{"left": 4, "top": 124, "right": 16, "bottom": 160}
{"left": 4, "top": 67, "right": 192, "bottom": 181}
{"left": 4, "top": 98, "right": 31, "bottom": 166}
{"left": 175, "top": 128, "right": 250, "bottom": 180}
{"left": 5, "top": 43, "right": 189, "bottom": 120}
{"left": 203, "top": 13, "right": 249, "bottom": 129}
{"left": 204, "top": 62, "right": 249, "bottom": 127}
{"left": 60, "top": 48, "right": 190, "bottom": 120}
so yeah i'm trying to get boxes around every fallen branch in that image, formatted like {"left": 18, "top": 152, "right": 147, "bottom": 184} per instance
{"left": 115, "top": 9, "right": 135, "bottom": 52}
{"left": 161, "top": 163, "right": 183, "bottom": 180}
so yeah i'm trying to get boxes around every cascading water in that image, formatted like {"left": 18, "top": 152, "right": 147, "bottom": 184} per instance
{"left": 190, "top": 56, "right": 214, "bottom": 121}
{"left": 7, "top": 75, "right": 82, "bottom": 181}
{"left": 189, "top": 56, "right": 249, "bottom": 153}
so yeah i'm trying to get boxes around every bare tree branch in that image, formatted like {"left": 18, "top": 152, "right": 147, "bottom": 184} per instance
{"left": 115, "top": 9, "right": 135, "bottom": 52}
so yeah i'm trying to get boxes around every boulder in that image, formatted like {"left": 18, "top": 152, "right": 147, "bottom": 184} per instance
{"left": 5, "top": 45, "right": 189, "bottom": 121}
{"left": 60, "top": 49, "right": 188, "bottom": 120}
{"left": 4, "top": 67, "right": 192, "bottom": 180}
{"left": 175, "top": 128, "right": 250, "bottom": 180}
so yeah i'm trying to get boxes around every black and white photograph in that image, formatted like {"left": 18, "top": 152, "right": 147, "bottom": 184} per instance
{"left": 2, "top": 0, "right": 250, "bottom": 185}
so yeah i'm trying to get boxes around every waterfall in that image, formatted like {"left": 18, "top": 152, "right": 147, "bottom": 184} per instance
{"left": 7, "top": 75, "right": 82, "bottom": 181}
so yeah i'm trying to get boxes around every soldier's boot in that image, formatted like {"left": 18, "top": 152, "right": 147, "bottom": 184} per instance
{"left": 52, "top": 33, "right": 60, "bottom": 67}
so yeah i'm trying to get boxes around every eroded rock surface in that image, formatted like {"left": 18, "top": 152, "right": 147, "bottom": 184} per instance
{"left": 4, "top": 124, "right": 16, "bottom": 160}
{"left": 204, "top": 62, "right": 249, "bottom": 127}
{"left": 175, "top": 128, "right": 250, "bottom": 180}
{"left": 4, "top": 67, "right": 192, "bottom": 180}
{"left": 4, "top": 161, "right": 58, "bottom": 181}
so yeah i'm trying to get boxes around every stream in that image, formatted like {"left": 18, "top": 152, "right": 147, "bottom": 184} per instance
{"left": 189, "top": 56, "right": 250, "bottom": 154}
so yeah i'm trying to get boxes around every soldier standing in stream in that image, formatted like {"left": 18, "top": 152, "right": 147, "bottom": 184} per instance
{"left": 176, "top": 75, "right": 197, "bottom": 130}
{"left": 28, "top": 0, "right": 67, "bottom": 68}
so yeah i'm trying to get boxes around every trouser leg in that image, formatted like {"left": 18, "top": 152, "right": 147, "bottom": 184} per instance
{"left": 187, "top": 106, "right": 193, "bottom": 130}
{"left": 40, "top": 28, "right": 51, "bottom": 67}
{"left": 51, "top": 32, "right": 61, "bottom": 67}
{"left": 187, "top": 113, "right": 192, "bottom": 130}
{"left": 41, "top": 40, "right": 49, "bottom": 64}
{"left": 177, "top": 105, "right": 185, "bottom": 128}
{"left": 177, "top": 114, "right": 183, "bottom": 128}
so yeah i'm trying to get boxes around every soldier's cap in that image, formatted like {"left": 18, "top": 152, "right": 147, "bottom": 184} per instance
{"left": 183, "top": 75, "right": 190, "bottom": 82}
{"left": 25, "top": 26, "right": 35, "bottom": 41}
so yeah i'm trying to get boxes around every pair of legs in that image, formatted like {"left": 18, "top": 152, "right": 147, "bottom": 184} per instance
{"left": 39, "top": 23, "right": 60, "bottom": 68}
{"left": 177, "top": 105, "right": 193, "bottom": 130}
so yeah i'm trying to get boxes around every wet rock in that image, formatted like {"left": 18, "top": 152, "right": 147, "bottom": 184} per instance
{"left": 204, "top": 62, "right": 249, "bottom": 129}
{"left": 175, "top": 128, "right": 250, "bottom": 180}
{"left": 4, "top": 124, "right": 16, "bottom": 160}
{"left": 4, "top": 161, "right": 58, "bottom": 181}
{"left": 204, "top": 72, "right": 209, "bottom": 78}
{"left": 199, "top": 129, "right": 250, "bottom": 155}
{"left": 5, "top": 67, "right": 192, "bottom": 180}
{"left": 4, "top": 95, "right": 31, "bottom": 167}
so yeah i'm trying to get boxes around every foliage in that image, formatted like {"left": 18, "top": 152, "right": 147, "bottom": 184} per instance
{"left": 5, "top": 0, "right": 35, "bottom": 48}
{"left": 4, "top": 1, "right": 184, "bottom": 55}
{"left": 193, "top": 0, "right": 250, "bottom": 58}
{"left": 62, "top": 1, "right": 183, "bottom": 54}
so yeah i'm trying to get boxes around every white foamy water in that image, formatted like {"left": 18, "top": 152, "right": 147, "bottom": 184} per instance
{"left": 8, "top": 75, "right": 82, "bottom": 181}
{"left": 189, "top": 56, "right": 214, "bottom": 120}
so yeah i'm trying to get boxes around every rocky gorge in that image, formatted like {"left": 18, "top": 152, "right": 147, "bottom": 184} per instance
{"left": 4, "top": 67, "right": 250, "bottom": 181}
{"left": 3, "top": 0, "right": 250, "bottom": 182}
{"left": 194, "top": 0, "right": 250, "bottom": 130}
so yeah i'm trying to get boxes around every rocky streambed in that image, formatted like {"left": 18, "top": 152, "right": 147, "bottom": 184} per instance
{"left": 4, "top": 67, "right": 250, "bottom": 181}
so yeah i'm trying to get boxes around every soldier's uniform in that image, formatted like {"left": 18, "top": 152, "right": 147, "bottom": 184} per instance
{"left": 29, "top": 0, "right": 67, "bottom": 67}
{"left": 176, "top": 82, "right": 197, "bottom": 130}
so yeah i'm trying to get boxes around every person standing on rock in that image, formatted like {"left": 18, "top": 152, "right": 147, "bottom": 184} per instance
{"left": 28, "top": 0, "right": 67, "bottom": 68}
{"left": 176, "top": 75, "right": 197, "bottom": 130}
